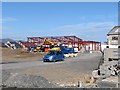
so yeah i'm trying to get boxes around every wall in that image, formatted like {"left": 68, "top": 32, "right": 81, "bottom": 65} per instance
{"left": 104, "top": 48, "right": 120, "bottom": 62}
{"left": 107, "top": 35, "right": 119, "bottom": 45}
{"left": 101, "top": 45, "right": 119, "bottom": 51}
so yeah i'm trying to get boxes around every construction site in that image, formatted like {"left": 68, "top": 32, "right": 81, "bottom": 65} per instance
{"left": 18, "top": 35, "right": 101, "bottom": 53}
{"left": 1, "top": 26, "right": 120, "bottom": 88}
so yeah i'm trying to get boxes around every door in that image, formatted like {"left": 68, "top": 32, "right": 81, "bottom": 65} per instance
{"left": 56, "top": 51, "right": 63, "bottom": 60}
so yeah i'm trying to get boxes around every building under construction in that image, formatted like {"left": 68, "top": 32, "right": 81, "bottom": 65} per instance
{"left": 19, "top": 35, "right": 101, "bottom": 52}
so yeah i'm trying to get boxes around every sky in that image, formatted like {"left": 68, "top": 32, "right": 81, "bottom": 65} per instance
{"left": 2, "top": 2, "right": 118, "bottom": 42}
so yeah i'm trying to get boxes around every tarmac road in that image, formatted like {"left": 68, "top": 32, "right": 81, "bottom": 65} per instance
{"left": 1, "top": 59, "right": 64, "bottom": 70}
{"left": 1, "top": 52, "right": 102, "bottom": 71}
{"left": 1, "top": 52, "right": 102, "bottom": 85}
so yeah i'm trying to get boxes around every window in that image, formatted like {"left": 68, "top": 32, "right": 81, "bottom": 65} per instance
{"left": 106, "top": 46, "right": 109, "bottom": 48}
{"left": 112, "top": 37, "right": 118, "bottom": 40}
{"left": 59, "top": 51, "right": 62, "bottom": 54}
{"left": 47, "top": 51, "right": 55, "bottom": 55}
{"left": 57, "top": 51, "right": 62, "bottom": 55}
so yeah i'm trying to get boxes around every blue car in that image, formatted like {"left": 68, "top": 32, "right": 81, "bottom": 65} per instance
{"left": 43, "top": 50, "right": 64, "bottom": 62}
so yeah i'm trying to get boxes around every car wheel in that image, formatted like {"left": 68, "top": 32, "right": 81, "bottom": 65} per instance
{"left": 61, "top": 57, "right": 64, "bottom": 61}
{"left": 61, "top": 59, "right": 64, "bottom": 61}
{"left": 53, "top": 58, "right": 56, "bottom": 62}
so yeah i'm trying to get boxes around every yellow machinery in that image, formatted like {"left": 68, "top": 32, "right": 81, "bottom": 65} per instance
{"left": 50, "top": 47, "right": 60, "bottom": 50}
{"left": 34, "top": 38, "right": 47, "bottom": 52}
{"left": 45, "top": 38, "right": 60, "bottom": 51}
{"left": 45, "top": 38, "right": 54, "bottom": 46}
{"left": 34, "top": 38, "right": 60, "bottom": 52}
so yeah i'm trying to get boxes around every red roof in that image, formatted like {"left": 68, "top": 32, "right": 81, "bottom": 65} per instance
{"left": 20, "top": 42, "right": 37, "bottom": 47}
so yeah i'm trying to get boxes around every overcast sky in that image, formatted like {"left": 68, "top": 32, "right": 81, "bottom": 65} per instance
{"left": 2, "top": 2, "right": 118, "bottom": 42}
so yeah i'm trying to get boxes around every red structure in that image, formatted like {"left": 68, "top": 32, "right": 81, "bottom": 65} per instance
{"left": 26, "top": 35, "right": 101, "bottom": 51}
{"left": 81, "top": 41, "right": 101, "bottom": 51}
{"left": 18, "top": 41, "right": 37, "bottom": 48}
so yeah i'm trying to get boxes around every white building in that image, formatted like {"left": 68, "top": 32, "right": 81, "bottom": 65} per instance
{"left": 103, "top": 26, "right": 120, "bottom": 62}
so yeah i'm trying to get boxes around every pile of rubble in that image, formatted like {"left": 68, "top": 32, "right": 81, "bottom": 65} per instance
{"left": 92, "top": 60, "right": 120, "bottom": 88}
{"left": 2, "top": 70, "right": 58, "bottom": 88}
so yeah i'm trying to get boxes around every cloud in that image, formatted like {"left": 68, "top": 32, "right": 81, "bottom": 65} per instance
{"left": 54, "top": 22, "right": 116, "bottom": 31}
{"left": 79, "top": 14, "right": 117, "bottom": 22}
{"left": 50, "top": 22, "right": 117, "bottom": 42}
{"left": 0, "top": 17, "right": 17, "bottom": 23}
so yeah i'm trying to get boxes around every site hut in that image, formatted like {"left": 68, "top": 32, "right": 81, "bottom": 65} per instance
{"left": 104, "top": 26, "right": 120, "bottom": 62}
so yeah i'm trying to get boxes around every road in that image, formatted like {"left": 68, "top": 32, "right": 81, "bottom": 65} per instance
{"left": 1, "top": 52, "right": 102, "bottom": 85}
{"left": 1, "top": 52, "right": 101, "bottom": 70}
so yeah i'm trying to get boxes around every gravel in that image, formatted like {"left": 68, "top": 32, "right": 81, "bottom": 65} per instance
{"left": 2, "top": 70, "right": 58, "bottom": 88}
{"left": 97, "top": 81, "right": 118, "bottom": 88}
{"left": 2, "top": 70, "right": 11, "bottom": 84}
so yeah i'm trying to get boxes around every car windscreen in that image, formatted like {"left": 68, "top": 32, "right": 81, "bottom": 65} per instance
{"left": 47, "top": 51, "right": 56, "bottom": 55}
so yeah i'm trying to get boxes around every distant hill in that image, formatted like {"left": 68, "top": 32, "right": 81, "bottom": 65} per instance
{"left": 0, "top": 38, "right": 15, "bottom": 43}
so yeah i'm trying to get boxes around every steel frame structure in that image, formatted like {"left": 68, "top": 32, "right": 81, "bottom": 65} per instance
{"left": 26, "top": 36, "right": 101, "bottom": 51}
{"left": 81, "top": 41, "right": 101, "bottom": 51}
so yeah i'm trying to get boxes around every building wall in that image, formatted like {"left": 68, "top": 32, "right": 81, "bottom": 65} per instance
{"left": 103, "top": 28, "right": 120, "bottom": 62}
{"left": 118, "top": 34, "right": 120, "bottom": 45}
{"left": 107, "top": 35, "right": 119, "bottom": 45}
{"left": 104, "top": 48, "right": 120, "bottom": 62}
{"left": 101, "top": 45, "right": 119, "bottom": 51}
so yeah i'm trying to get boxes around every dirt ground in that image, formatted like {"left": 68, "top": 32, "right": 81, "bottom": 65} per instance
{"left": 2, "top": 47, "right": 44, "bottom": 63}
{"left": 19, "top": 64, "right": 93, "bottom": 85}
